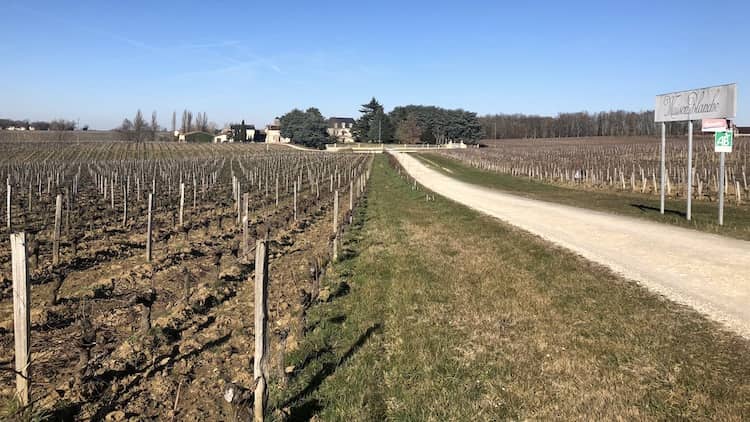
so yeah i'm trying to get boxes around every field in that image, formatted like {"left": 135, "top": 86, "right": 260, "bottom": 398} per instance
{"left": 0, "top": 131, "right": 129, "bottom": 143}
{"left": 2, "top": 140, "right": 749, "bottom": 421}
{"left": 445, "top": 136, "right": 749, "bottom": 203}
{"left": 431, "top": 136, "right": 750, "bottom": 239}
{"left": 0, "top": 141, "right": 370, "bottom": 420}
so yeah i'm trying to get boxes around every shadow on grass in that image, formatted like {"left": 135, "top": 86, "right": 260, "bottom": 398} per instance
{"left": 283, "top": 323, "right": 383, "bottom": 413}
{"left": 328, "top": 314, "right": 347, "bottom": 324}
{"left": 294, "top": 346, "right": 333, "bottom": 375}
{"left": 338, "top": 245, "right": 359, "bottom": 261}
{"left": 286, "top": 398, "right": 323, "bottom": 421}
{"left": 329, "top": 281, "right": 350, "bottom": 301}
{"left": 338, "top": 215, "right": 368, "bottom": 262}
{"left": 629, "top": 203, "right": 686, "bottom": 217}
{"left": 304, "top": 312, "right": 349, "bottom": 336}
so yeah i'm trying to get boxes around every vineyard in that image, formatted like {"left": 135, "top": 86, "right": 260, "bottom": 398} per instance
{"left": 0, "top": 141, "right": 371, "bottom": 420}
{"left": 439, "top": 136, "right": 750, "bottom": 205}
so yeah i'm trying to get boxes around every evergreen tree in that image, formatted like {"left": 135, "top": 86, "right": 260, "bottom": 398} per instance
{"left": 366, "top": 109, "right": 394, "bottom": 143}
{"left": 389, "top": 105, "right": 483, "bottom": 144}
{"left": 279, "top": 107, "right": 329, "bottom": 149}
{"left": 395, "top": 114, "right": 422, "bottom": 144}
{"left": 353, "top": 97, "right": 383, "bottom": 142}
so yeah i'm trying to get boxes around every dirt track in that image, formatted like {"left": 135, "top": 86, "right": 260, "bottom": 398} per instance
{"left": 393, "top": 152, "right": 750, "bottom": 338}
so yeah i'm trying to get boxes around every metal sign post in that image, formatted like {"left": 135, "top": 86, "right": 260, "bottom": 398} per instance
{"left": 660, "top": 122, "right": 666, "bottom": 214}
{"left": 655, "top": 83, "right": 737, "bottom": 221}
{"left": 687, "top": 121, "right": 693, "bottom": 220}
{"left": 714, "top": 128, "right": 734, "bottom": 225}
{"left": 719, "top": 151, "right": 725, "bottom": 225}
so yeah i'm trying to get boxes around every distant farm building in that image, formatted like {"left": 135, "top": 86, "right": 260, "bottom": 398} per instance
{"left": 327, "top": 117, "right": 355, "bottom": 143}
{"left": 230, "top": 121, "right": 256, "bottom": 142}
{"left": 265, "top": 118, "right": 290, "bottom": 144}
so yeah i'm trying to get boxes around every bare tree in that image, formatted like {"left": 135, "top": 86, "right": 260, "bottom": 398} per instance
{"left": 181, "top": 109, "right": 188, "bottom": 134}
{"left": 207, "top": 121, "right": 218, "bottom": 134}
{"left": 49, "top": 119, "right": 76, "bottom": 131}
{"left": 187, "top": 111, "right": 193, "bottom": 133}
{"left": 194, "top": 112, "right": 202, "bottom": 132}
{"left": 150, "top": 111, "right": 158, "bottom": 142}
{"left": 171, "top": 110, "right": 176, "bottom": 134}
{"left": 117, "top": 118, "right": 133, "bottom": 141}
{"left": 134, "top": 109, "right": 146, "bottom": 143}
{"left": 195, "top": 112, "right": 209, "bottom": 132}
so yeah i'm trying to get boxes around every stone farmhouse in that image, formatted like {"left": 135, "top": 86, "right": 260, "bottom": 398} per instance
{"left": 327, "top": 117, "right": 355, "bottom": 143}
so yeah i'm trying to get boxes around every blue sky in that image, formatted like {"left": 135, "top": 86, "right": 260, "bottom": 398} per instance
{"left": 1, "top": 0, "right": 748, "bottom": 129}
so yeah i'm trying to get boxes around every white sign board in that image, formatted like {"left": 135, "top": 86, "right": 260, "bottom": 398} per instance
{"left": 701, "top": 118, "right": 727, "bottom": 133}
{"left": 655, "top": 83, "right": 736, "bottom": 122}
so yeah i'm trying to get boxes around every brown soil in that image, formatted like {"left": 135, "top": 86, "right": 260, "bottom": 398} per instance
{"left": 0, "top": 142, "right": 369, "bottom": 420}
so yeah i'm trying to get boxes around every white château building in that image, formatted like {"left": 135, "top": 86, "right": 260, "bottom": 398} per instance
{"left": 327, "top": 117, "right": 355, "bottom": 143}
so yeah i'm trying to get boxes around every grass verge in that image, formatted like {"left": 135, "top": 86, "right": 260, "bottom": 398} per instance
{"left": 276, "top": 155, "right": 750, "bottom": 420}
{"left": 415, "top": 153, "right": 750, "bottom": 241}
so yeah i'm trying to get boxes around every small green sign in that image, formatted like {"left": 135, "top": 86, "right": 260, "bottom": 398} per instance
{"left": 715, "top": 131, "right": 733, "bottom": 153}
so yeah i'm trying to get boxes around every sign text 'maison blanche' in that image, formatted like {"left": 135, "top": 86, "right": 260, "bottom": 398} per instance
{"left": 655, "top": 83, "right": 737, "bottom": 122}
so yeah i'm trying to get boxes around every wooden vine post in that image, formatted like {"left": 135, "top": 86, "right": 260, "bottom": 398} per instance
{"left": 6, "top": 183, "right": 11, "bottom": 230}
{"left": 11, "top": 232, "right": 30, "bottom": 406}
{"left": 53, "top": 194, "right": 62, "bottom": 265}
{"left": 65, "top": 188, "right": 71, "bottom": 235}
{"left": 122, "top": 185, "right": 128, "bottom": 227}
{"left": 241, "top": 192, "right": 250, "bottom": 254}
{"left": 254, "top": 239, "right": 269, "bottom": 421}
{"left": 243, "top": 193, "right": 249, "bottom": 226}
{"left": 236, "top": 181, "right": 242, "bottom": 226}
{"left": 333, "top": 190, "right": 338, "bottom": 235}
{"left": 146, "top": 193, "right": 153, "bottom": 262}
{"left": 333, "top": 229, "right": 338, "bottom": 262}
{"left": 333, "top": 190, "right": 339, "bottom": 261}
{"left": 193, "top": 178, "right": 197, "bottom": 210}
{"left": 179, "top": 182, "right": 185, "bottom": 227}
{"left": 349, "top": 181, "right": 354, "bottom": 223}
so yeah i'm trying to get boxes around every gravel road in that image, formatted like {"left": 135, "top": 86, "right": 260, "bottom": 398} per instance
{"left": 393, "top": 152, "right": 750, "bottom": 338}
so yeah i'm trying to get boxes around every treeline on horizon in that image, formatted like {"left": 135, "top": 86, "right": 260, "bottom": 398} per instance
{"left": 4, "top": 107, "right": 700, "bottom": 144}
{"left": 480, "top": 110, "right": 695, "bottom": 139}
{"left": 0, "top": 118, "right": 81, "bottom": 131}
{"left": 280, "top": 102, "right": 696, "bottom": 149}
